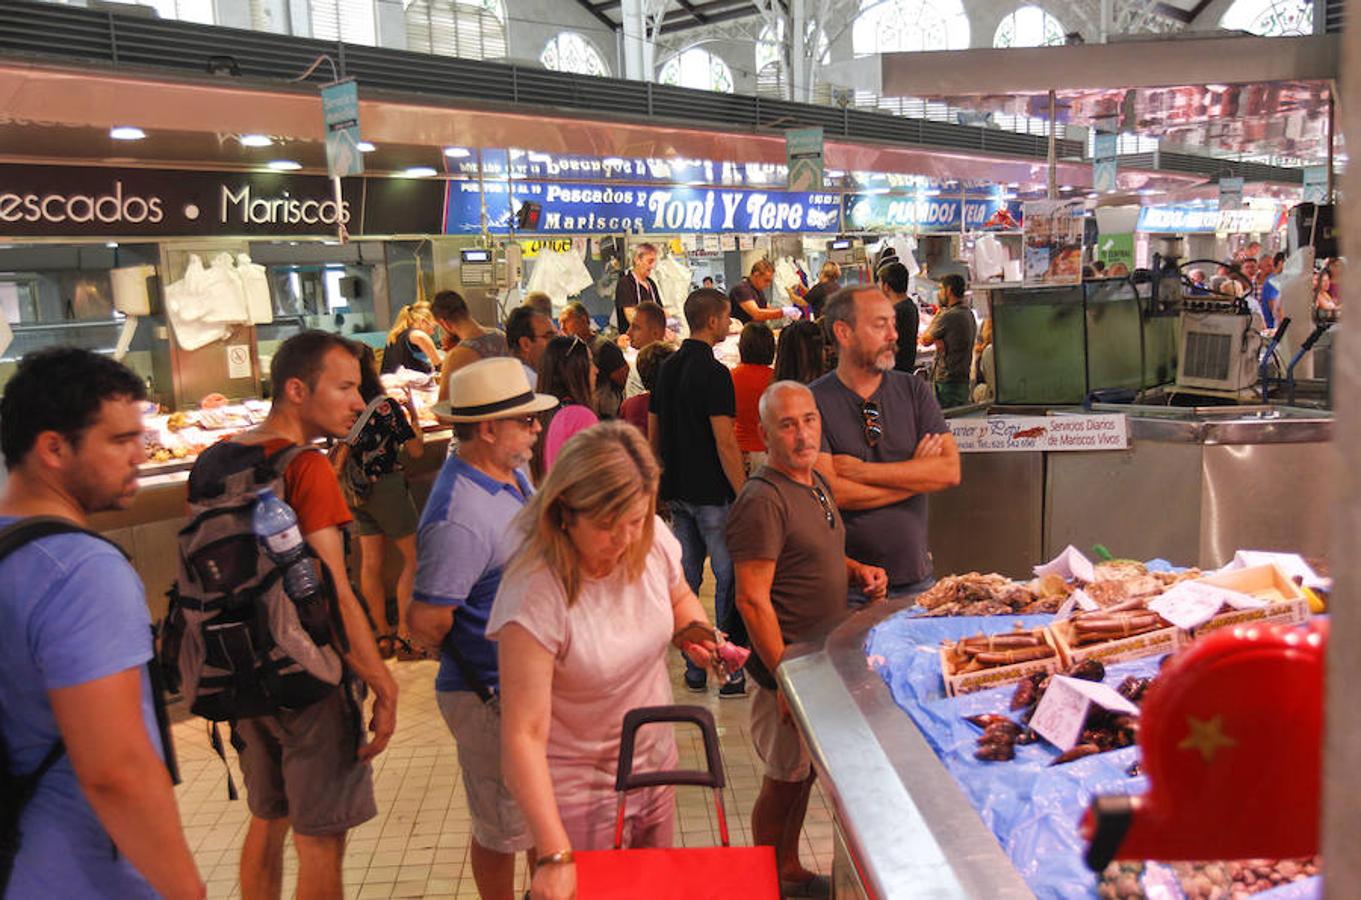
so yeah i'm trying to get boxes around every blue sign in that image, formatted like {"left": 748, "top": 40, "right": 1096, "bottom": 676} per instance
{"left": 1136, "top": 205, "right": 1220, "bottom": 233}
{"left": 443, "top": 181, "right": 842, "bottom": 234}
{"left": 843, "top": 194, "right": 1023, "bottom": 232}
{"left": 442, "top": 150, "right": 789, "bottom": 188}
{"left": 1093, "top": 132, "right": 1118, "bottom": 194}
{"left": 320, "top": 79, "right": 362, "bottom": 178}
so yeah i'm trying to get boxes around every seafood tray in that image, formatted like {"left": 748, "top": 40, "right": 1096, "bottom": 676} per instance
{"left": 939, "top": 625, "right": 1063, "bottom": 697}
{"left": 1051, "top": 609, "right": 1183, "bottom": 668}
{"left": 1187, "top": 565, "right": 1311, "bottom": 639}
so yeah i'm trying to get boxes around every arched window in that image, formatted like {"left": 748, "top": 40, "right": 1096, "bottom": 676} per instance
{"left": 658, "top": 47, "right": 734, "bottom": 93}
{"left": 405, "top": 0, "right": 508, "bottom": 60}
{"left": 541, "top": 32, "right": 610, "bottom": 77}
{"left": 756, "top": 20, "right": 830, "bottom": 97}
{"left": 994, "top": 6, "right": 1065, "bottom": 48}
{"left": 852, "top": 0, "right": 970, "bottom": 56}
{"left": 1219, "top": 0, "right": 1313, "bottom": 36}
{"left": 309, "top": 0, "right": 378, "bottom": 45}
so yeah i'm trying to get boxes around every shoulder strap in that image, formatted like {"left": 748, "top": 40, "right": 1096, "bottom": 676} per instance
{"left": 0, "top": 516, "right": 127, "bottom": 562}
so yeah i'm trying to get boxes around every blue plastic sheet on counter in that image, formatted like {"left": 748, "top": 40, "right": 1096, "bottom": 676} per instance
{"left": 864, "top": 611, "right": 1318, "bottom": 899}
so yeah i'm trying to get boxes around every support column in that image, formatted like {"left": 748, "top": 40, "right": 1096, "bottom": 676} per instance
{"left": 791, "top": 0, "right": 808, "bottom": 103}
{"left": 1323, "top": 8, "right": 1361, "bottom": 888}
{"left": 621, "top": 0, "right": 648, "bottom": 82}
{"left": 1047, "top": 89, "right": 1057, "bottom": 199}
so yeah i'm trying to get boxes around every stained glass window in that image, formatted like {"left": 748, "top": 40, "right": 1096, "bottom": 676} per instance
{"left": 756, "top": 20, "right": 830, "bottom": 98}
{"left": 541, "top": 32, "right": 610, "bottom": 77}
{"left": 994, "top": 6, "right": 1066, "bottom": 48}
{"left": 1219, "top": 0, "right": 1314, "bottom": 36}
{"left": 852, "top": 0, "right": 970, "bottom": 56}
{"left": 658, "top": 47, "right": 734, "bottom": 94}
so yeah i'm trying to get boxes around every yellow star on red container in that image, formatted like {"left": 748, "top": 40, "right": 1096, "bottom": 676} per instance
{"left": 1178, "top": 714, "right": 1237, "bottom": 764}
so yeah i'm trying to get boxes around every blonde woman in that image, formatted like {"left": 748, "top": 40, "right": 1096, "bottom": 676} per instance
{"left": 489, "top": 422, "right": 718, "bottom": 900}
{"left": 381, "top": 301, "right": 443, "bottom": 374}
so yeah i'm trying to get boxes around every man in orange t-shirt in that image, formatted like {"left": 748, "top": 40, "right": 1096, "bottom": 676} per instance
{"left": 732, "top": 323, "right": 776, "bottom": 473}
{"left": 186, "top": 331, "right": 397, "bottom": 900}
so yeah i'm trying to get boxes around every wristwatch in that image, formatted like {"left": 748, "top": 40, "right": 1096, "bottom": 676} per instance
{"left": 536, "top": 849, "right": 575, "bottom": 866}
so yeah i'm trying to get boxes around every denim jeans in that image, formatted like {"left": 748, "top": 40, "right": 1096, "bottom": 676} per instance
{"left": 668, "top": 499, "right": 747, "bottom": 677}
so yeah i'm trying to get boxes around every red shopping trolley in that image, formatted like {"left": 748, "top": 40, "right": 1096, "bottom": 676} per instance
{"left": 574, "top": 705, "right": 780, "bottom": 899}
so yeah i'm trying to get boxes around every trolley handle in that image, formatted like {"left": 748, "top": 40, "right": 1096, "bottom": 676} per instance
{"left": 615, "top": 705, "right": 726, "bottom": 793}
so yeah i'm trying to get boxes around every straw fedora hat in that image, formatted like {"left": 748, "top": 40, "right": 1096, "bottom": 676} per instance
{"left": 431, "top": 357, "right": 558, "bottom": 423}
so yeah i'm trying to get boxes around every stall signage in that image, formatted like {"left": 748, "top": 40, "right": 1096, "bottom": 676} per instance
{"left": 1218, "top": 176, "right": 1244, "bottom": 211}
{"left": 1302, "top": 165, "right": 1328, "bottom": 203}
{"left": 1217, "top": 207, "right": 1283, "bottom": 234}
{"left": 1136, "top": 205, "right": 1219, "bottom": 233}
{"left": 842, "top": 194, "right": 1023, "bottom": 233}
{"left": 458, "top": 151, "right": 789, "bottom": 188}
{"left": 443, "top": 181, "right": 842, "bottom": 234}
{"left": 785, "top": 127, "right": 824, "bottom": 191}
{"left": 1092, "top": 132, "right": 1118, "bottom": 194}
{"left": 947, "top": 415, "right": 1129, "bottom": 452}
{"left": 320, "top": 78, "right": 363, "bottom": 178}
{"left": 0, "top": 164, "right": 445, "bottom": 238}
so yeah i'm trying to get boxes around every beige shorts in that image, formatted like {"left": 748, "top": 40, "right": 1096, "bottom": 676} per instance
{"left": 750, "top": 683, "right": 811, "bottom": 783}
{"left": 436, "top": 691, "right": 533, "bottom": 854}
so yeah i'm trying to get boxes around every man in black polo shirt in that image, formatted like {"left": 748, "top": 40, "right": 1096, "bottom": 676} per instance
{"left": 731, "top": 259, "right": 785, "bottom": 325}
{"left": 649, "top": 288, "right": 750, "bottom": 696}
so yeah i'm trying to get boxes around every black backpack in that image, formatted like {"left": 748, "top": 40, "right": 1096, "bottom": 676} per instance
{"left": 159, "top": 442, "right": 347, "bottom": 723}
{"left": 0, "top": 517, "right": 178, "bottom": 893}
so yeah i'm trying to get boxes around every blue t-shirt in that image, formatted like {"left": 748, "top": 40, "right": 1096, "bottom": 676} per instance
{"left": 414, "top": 458, "right": 531, "bottom": 694}
{"left": 0, "top": 520, "right": 162, "bottom": 898}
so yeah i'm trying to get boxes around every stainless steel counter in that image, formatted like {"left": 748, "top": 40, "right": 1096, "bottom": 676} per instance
{"left": 929, "top": 406, "right": 1333, "bottom": 576}
{"left": 779, "top": 600, "right": 1034, "bottom": 899}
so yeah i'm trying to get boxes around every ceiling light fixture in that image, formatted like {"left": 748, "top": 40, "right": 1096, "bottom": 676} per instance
{"left": 240, "top": 134, "right": 273, "bottom": 148}
{"left": 443, "top": 147, "right": 471, "bottom": 158}
{"left": 402, "top": 166, "right": 438, "bottom": 178}
{"left": 110, "top": 126, "right": 146, "bottom": 141}
{"left": 357, "top": 141, "right": 376, "bottom": 153}
{"left": 267, "top": 160, "right": 302, "bottom": 171}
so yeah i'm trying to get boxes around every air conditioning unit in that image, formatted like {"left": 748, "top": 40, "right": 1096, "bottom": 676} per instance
{"left": 1176, "top": 309, "right": 1259, "bottom": 394}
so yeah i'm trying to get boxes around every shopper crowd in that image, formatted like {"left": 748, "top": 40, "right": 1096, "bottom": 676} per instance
{"left": 0, "top": 264, "right": 968, "bottom": 900}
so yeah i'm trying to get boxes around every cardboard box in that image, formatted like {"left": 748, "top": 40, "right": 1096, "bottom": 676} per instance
{"left": 940, "top": 629, "right": 1062, "bottom": 697}
{"left": 1187, "top": 564, "right": 1311, "bottom": 639}
{"left": 1050, "top": 616, "right": 1183, "bottom": 668}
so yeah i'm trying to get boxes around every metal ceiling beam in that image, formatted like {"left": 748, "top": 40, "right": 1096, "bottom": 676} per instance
{"left": 661, "top": 0, "right": 758, "bottom": 25}
{"left": 1152, "top": 3, "right": 1194, "bottom": 23}
{"left": 1183, "top": 0, "right": 1216, "bottom": 24}
{"left": 574, "top": 0, "right": 619, "bottom": 29}
{"left": 675, "top": 0, "right": 710, "bottom": 24}
{"left": 659, "top": 5, "right": 762, "bottom": 32}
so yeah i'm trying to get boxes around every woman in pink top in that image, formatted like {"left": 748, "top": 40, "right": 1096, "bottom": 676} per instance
{"left": 531, "top": 335, "right": 599, "bottom": 482}
{"left": 490, "top": 422, "right": 719, "bottom": 900}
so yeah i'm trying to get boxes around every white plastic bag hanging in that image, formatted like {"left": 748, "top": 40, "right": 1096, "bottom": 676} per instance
{"left": 236, "top": 253, "right": 274, "bottom": 324}
{"left": 164, "top": 255, "right": 229, "bottom": 350}
{"left": 201, "top": 252, "right": 250, "bottom": 324}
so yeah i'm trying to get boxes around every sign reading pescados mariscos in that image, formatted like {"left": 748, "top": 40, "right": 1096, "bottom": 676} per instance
{"left": 0, "top": 164, "right": 443, "bottom": 237}
{"left": 443, "top": 181, "right": 843, "bottom": 234}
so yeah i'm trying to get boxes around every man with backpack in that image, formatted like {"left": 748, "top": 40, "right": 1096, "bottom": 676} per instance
{"left": 183, "top": 331, "right": 397, "bottom": 899}
{"left": 0, "top": 348, "right": 203, "bottom": 898}
{"left": 409, "top": 357, "right": 556, "bottom": 900}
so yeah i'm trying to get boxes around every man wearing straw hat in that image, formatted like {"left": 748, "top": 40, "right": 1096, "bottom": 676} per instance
{"left": 409, "top": 357, "right": 557, "bottom": 899}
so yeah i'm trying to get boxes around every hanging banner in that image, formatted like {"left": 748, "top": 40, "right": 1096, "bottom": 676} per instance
{"left": 1302, "top": 166, "right": 1329, "bottom": 204}
{"left": 1218, "top": 176, "right": 1244, "bottom": 211}
{"left": 1136, "top": 205, "right": 1220, "bottom": 233}
{"left": 320, "top": 78, "right": 363, "bottom": 178}
{"left": 1022, "top": 199, "right": 1085, "bottom": 286}
{"left": 786, "top": 127, "right": 824, "bottom": 191}
{"left": 1094, "top": 233, "right": 1135, "bottom": 268}
{"left": 1092, "top": 132, "right": 1118, "bottom": 195}
{"left": 842, "top": 194, "right": 1023, "bottom": 233}
{"left": 443, "top": 182, "right": 842, "bottom": 235}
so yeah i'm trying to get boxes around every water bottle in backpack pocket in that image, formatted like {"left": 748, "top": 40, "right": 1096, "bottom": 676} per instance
{"left": 161, "top": 445, "right": 347, "bottom": 722}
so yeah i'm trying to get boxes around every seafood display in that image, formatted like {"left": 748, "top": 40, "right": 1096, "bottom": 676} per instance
{"left": 918, "top": 572, "right": 1073, "bottom": 616}
{"left": 941, "top": 626, "right": 1056, "bottom": 676}
{"left": 1096, "top": 857, "right": 1321, "bottom": 899}
{"left": 1064, "top": 609, "right": 1172, "bottom": 646}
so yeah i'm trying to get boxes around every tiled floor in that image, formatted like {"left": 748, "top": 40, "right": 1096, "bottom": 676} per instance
{"left": 171, "top": 593, "right": 835, "bottom": 898}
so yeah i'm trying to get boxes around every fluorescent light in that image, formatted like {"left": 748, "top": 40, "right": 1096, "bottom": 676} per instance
{"left": 105, "top": 242, "right": 119, "bottom": 248}
{"left": 357, "top": 141, "right": 376, "bottom": 153}
{"left": 402, "top": 166, "right": 438, "bottom": 177}
{"left": 1086, "top": 192, "right": 1100, "bottom": 199}
{"left": 1060, "top": 184, "right": 1073, "bottom": 191}
{"left": 110, "top": 126, "right": 145, "bottom": 141}
{"left": 443, "top": 147, "right": 471, "bottom": 158}
{"left": 267, "top": 160, "right": 302, "bottom": 171}
{"left": 240, "top": 134, "right": 273, "bottom": 148}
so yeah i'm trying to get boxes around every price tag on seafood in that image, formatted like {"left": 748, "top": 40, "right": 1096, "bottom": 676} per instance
{"left": 1035, "top": 545, "right": 1097, "bottom": 583}
{"left": 1148, "top": 581, "right": 1264, "bottom": 629}
{"left": 948, "top": 415, "right": 1129, "bottom": 453}
{"left": 1031, "top": 676, "right": 1139, "bottom": 751}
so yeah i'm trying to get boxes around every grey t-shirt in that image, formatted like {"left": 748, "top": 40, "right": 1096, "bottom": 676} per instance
{"left": 810, "top": 370, "right": 948, "bottom": 588}
{"left": 926, "top": 305, "right": 976, "bottom": 383}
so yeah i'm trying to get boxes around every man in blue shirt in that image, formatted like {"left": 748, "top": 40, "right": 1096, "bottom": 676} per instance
{"left": 0, "top": 348, "right": 202, "bottom": 898}
{"left": 410, "top": 357, "right": 556, "bottom": 900}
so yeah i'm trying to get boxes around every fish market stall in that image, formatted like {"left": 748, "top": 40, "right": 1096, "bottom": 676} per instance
{"left": 780, "top": 551, "right": 1326, "bottom": 899}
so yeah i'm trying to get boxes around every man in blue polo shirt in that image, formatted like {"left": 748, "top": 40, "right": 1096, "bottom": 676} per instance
{"left": 409, "top": 357, "right": 556, "bottom": 900}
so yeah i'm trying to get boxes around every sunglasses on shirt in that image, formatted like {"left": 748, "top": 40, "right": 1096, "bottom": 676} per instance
{"left": 861, "top": 400, "right": 882, "bottom": 448}
{"left": 812, "top": 484, "right": 835, "bottom": 529}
